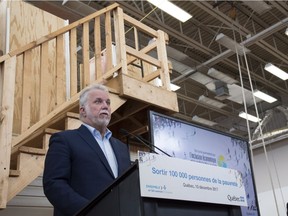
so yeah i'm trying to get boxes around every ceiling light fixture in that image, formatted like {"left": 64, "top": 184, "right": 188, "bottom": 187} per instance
{"left": 253, "top": 90, "right": 277, "bottom": 103}
{"left": 198, "top": 95, "right": 226, "bottom": 108}
{"left": 285, "top": 28, "right": 288, "bottom": 36}
{"left": 208, "top": 68, "right": 238, "bottom": 84}
{"left": 62, "top": 0, "right": 69, "bottom": 5}
{"left": 239, "top": 111, "right": 261, "bottom": 123}
{"left": 147, "top": 0, "right": 192, "bottom": 22}
{"left": 264, "top": 63, "right": 288, "bottom": 80}
{"left": 215, "top": 33, "right": 250, "bottom": 56}
{"left": 192, "top": 115, "right": 217, "bottom": 126}
{"left": 153, "top": 77, "right": 180, "bottom": 91}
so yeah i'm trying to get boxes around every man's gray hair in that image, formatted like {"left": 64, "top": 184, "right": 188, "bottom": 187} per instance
{"left": 79, "top": 84, "right": 109, "bottom": 107}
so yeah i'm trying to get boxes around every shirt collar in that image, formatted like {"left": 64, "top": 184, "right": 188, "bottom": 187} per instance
{"left": 82, "top": 123, "right": 112, "bottom": 139}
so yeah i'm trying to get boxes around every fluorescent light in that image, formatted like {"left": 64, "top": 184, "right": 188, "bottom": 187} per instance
{"left": 198, "top": 95, "right": 226, "bottom": 108}
{"left": 153, "top": 77, "right": 180, "bottom": 91}
{"left": 192, "top": 115, "right": 217, "bottom": 126}
{"left": 170, "top": 83, "right": 181, "bottom": 91}
{"left": 215, "top": 33, "right": 250, "bottom": 56}
{"left": 208, "top": 68, "right": 238, "bottom": 84}
{"left": 239, "top": 112, "right": 261, "bottom": 123}
{"left": 285, "top": 28, "right": 288, "bottom": 36}
{"left": 264, "top": 63, "right": 288, "bottom": 80}
{"left": 62, "top": 0, "right": 69, "bottom": 5}
{"left": 253, "top": 90, "right": 277, "bottom": 103}
{"left": 147, "top": 0, "right": 192, "bottom": 22}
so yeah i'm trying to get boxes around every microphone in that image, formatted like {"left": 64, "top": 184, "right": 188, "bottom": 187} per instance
{"left": 119, "top": 128, "right": 171, "bottom": 157}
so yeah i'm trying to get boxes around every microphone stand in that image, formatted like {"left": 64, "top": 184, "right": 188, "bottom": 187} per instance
{"left": 120, "top": 129, "right": 171, "bottom": 157}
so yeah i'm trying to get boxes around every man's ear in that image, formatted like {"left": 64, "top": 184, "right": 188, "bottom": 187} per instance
{"left": 80, "top": 106, "right": 86, "bottom": 116}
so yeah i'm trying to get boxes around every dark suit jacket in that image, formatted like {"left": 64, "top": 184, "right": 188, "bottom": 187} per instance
{"left": 43, "top": 125, "right": 131, "bottom": 216}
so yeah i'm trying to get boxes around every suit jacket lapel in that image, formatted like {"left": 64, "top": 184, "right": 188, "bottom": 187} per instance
{"left": 77, "top": 125, "right": 115, "bottom": 177}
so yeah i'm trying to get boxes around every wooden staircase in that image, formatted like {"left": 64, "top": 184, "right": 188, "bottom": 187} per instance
{"left": 0, "top": 3, "right": 178, "bottom": 208}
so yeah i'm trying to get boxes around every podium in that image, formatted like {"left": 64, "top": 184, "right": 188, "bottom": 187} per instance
{"left": 75, "top": 161, "right": 242, "bottom": 216}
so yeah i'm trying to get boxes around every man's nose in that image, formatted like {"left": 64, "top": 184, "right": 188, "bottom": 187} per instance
{"left": 101, "top": 101, "right": 109, "bottom": 108}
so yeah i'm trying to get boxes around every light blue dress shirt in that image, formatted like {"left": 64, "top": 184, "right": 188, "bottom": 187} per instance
{"left": 83, "top": 123, "right": 118, "bottom": 178}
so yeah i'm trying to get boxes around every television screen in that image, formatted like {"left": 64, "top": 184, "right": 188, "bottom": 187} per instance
{"left": 149, "top": 111, "right": 259, "bottom": 216}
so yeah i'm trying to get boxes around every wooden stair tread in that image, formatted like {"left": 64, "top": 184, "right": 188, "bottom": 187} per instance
{"left": 66, "top": 112, "right": 79, "bottom": 119}
{"left": 44, "top": 128, "right": 61, "bottom": 134}
{"left": 9, "top": 170, "right": 20, "bottom": 177}
{"left": 19, "top": 146, "right": 46, "bottom": 155}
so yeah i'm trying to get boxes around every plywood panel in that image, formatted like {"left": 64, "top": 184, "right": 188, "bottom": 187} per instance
{"left": 0, "top": 1, "right": 8, "bottom": 54}
{"left": 120, "top": 74, "right": 179, "bottom": 112}
{"left": 8, "top": 1, "right": 66, "bottom": 134}
{"left": 9, "top": 1, "right": 65, "bottom": 50}
{"left": 0, "top": 56, "right": 16, "bottom": 208}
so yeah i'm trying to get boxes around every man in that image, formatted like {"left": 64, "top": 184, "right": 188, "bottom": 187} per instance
{"left": 43, "top": 84, "right": 131, "bottom": 216}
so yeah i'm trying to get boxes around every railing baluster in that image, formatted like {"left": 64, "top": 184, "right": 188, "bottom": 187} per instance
{"left": 105, "top": 11, "right": 113, "bottom": 73}
{"left": 56, "top": 34, "right": 66, "bottom": 105}
{"left": 82, "top": 22, "right": 90, "bottom": 87}
{"left": 94, "top": 16, "right": 102, "bottom": 80}
{"left": 70, "top": 28, "right": 77, "bottom": 96}
{"left": 40, "top": 42, "right": 49, "bottom": 118}
{"left": 21, "top": 50, "right": 32, "bottom": 132}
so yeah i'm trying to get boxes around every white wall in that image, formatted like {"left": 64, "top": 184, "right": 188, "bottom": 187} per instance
{"left": 253, "top": 138, "right": 288, "bottom": 216}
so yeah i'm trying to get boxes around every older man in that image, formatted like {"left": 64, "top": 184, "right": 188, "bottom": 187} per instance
{"left": 43, "top": 84, "right": 131, "bottom": 216}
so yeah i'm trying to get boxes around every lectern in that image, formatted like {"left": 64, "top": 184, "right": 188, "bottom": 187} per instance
{"left": 75, "top": 161, "right": 242, "bottom": 216}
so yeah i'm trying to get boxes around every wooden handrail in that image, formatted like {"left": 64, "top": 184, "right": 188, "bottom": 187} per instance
{"left": 0, "top": 3, "right": 120, "bottom": 63}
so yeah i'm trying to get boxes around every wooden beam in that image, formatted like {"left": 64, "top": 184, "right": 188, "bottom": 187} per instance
{"left": 82, "top": 22, "right": 90, "bottom": 87}
{"left": 125, "top": 46, "right": 161, "bottom": 68}
{"left": 123, "top": 13, "right": 158, "bottom": 37}
{"left": 115, "top": 7, "right": 128, "bottom": 74}
{"left": 94, "top": 16, "right": 102, "bottom": 79}
{"left": 156, "top": 30, "right": 171, "bottom": 91}
{"left": 0, "top": 56, "right": 16, "bottom": 208}
{"left": 21, "top": 50, "right": 32, "bottom": 132}
{"left": 39, "top": 42, "right": 49, "bottom": 118}
{"left": 56, "top": 34, "right": 66, "bottom": 105}
{"left": 70, "top": 28, "right": 77, "bottom": 96}
{"left": 120, "top": 74, "right": 179, "bottom": 112}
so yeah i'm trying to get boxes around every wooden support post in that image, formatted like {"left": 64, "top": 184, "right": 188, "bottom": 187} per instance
{"left": 0, "top": 56, "right": 16, "bottom": 208}
{"left": 157, "top": 30, "right": 171, "bottom": 91}
{"left": 115, "top": 7, "right": 128, "bottom": 75}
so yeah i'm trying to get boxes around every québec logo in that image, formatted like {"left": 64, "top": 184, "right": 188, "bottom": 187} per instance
{"left": 227, "top": 195, "right": 245, "bottom": 203}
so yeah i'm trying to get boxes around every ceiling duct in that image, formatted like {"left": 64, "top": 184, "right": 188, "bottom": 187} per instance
{"left": 214, "top": 80, "right": 229, "bottom": 101}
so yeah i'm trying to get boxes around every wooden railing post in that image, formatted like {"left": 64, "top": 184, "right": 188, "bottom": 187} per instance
{"left": 157, "top": 30, "right": 171, "bottom": 91}
{"left": 0, "top": 56, "right": 16, "bottom": 208}
{"left": 114, "top": 7, "right": 128, "bottom": 75}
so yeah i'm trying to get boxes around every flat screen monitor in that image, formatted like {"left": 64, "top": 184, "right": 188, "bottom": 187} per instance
{"left": 149, "top": 111, "right": 260, "bottom": 216}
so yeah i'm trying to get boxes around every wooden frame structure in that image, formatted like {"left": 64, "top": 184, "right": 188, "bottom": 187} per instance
{"left": 0, "top": 3, "right": 178, "bottom": 208}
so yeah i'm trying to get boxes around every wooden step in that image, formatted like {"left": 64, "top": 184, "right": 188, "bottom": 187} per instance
{"left": 65, "top": 112, "right": 81, "bottom": 130}
{"left": 9, "top": 170, "right": 20, "bottom": 177}
{"left": 19, "top": 146, "right": 46, "bottom": 155}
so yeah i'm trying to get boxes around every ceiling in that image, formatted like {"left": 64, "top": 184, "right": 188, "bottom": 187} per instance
{"left": 26, "top": 0, "right": 288, "bottom": 144}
